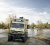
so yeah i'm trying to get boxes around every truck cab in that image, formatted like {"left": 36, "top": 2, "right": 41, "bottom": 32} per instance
{"left": 8, "top": 17, "right": 28, "bottom": 42}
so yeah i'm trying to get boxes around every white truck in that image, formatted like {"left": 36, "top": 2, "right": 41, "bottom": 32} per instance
{"left": 8, "top": 17, "right": 29, "bottom": 42}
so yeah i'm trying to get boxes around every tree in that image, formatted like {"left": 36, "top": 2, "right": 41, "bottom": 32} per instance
{"left": 0, "top": 23, "right": 2, "bottom": 28}
{"left": 47, "top": 24, "right": 50, "bottom": 28}
{"left": 44, "top": 23, "right": 48, "bottom": 28}
{"left": 6, "top": 15, "right": 15, "bottom": 28}
{"left": 37, "top": 20, "right": 44, "bottom": 28}
{"left": 29, "top": 23, "right": 35, "bottom": 28}
{"left": 0, "top": 22, "right": 4, "bottom": 28}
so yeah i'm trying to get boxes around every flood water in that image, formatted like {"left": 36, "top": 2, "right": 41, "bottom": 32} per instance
{"left": 28, "top": 28, "right": 50, "bottom": 38}
{"left": 0, "top": 29, "right": 50, "bottom": 38}
{"left": 0, "top": 29, "right": 7, "bottom": 38}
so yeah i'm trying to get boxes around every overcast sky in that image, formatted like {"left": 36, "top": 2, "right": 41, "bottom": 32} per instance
{"left": 0, "top": 0, "right": 50, "bottom": 24}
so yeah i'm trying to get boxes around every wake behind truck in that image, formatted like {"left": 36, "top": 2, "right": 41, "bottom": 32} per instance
{"left": 8, "top": 17, "right": 28, "bottom": 42}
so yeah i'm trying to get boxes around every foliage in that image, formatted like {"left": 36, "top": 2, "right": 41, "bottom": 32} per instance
{"left": 28, "top": 23, "right": 36, "bottom": 28}
{"left": 36, "top": 21, "right": 50, "bottom": 29}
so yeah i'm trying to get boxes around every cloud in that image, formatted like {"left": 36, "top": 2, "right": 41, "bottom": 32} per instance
{"left": 0, "top": 1, "right": 50, "bottom": 24}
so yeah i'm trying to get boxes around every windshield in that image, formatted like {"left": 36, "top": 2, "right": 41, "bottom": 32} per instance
{"left": 11, "top": 23, "right": 24, "bottom": 28}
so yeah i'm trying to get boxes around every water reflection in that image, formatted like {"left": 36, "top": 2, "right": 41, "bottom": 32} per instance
{"left": 28, "top": 29, "right": 38, "bottom": 37}
{"left": 0, "top": 30, "right": 7, "bottom": 38}
{"left": 28, "top": 29, "right": 50, "bottom": 38}
{"left": 42, "top": 29, "right": 50, "bottom": 37}
{"left": 32, "top": 29, "right": 37, "bottom": 37}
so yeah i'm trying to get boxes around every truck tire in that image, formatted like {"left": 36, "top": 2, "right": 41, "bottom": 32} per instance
{"left": 22, "top": 37, "right": 26, "bottom": 42}
{"left": 8, "top": 36, "right": 13, "bottom": 42}
{"left": 22, "top": 32, "right": 28, "bottom": 42}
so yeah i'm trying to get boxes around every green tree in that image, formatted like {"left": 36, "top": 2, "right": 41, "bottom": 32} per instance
{"left": 29, "top": 23, "right": 35, "bottom": 28}
{"left": 44, "top": 22, "right": 48, "bottom": 28}
{"left": 47, "top": 24, "right": 50, "bottom": 28}
{"left": 37, "top": 20, "right": 44, "bottom": 28}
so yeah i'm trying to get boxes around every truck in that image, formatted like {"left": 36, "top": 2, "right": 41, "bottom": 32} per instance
{"left": 8, "top": 17, "right": 29, "bottom": 42}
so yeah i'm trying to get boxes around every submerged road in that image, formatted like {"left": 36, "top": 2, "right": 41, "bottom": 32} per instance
{"left": 0, "top": 29, "right": 50, "bottom": 45}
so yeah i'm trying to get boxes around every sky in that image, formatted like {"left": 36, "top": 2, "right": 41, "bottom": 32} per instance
{"left": 0, "top": 0, "right": 50, "bottom": 24}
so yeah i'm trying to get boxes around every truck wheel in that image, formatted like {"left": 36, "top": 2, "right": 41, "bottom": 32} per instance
{"left": 8, "top": 36, "right": 13, "bottom": 42}
{"left": 22, "top": 37, "right": 26, "bottom": 42}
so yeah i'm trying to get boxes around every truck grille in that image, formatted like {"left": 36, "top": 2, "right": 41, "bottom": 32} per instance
{"left": 11, "top": 30, "right": 22, "bottom": 34}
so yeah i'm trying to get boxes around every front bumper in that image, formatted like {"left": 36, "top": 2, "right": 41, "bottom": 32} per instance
{"left": 8, "top": 33, "right": 25, "bottom": 39}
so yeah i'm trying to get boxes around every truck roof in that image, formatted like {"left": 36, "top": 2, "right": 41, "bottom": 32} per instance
{"left": 12, "top": 18, "right": 28, "bottom": 24}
